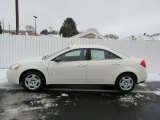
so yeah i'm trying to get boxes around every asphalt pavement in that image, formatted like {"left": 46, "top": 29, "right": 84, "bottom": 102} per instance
{"left": 0, "top": 82, "right": 160, "bottom": 120}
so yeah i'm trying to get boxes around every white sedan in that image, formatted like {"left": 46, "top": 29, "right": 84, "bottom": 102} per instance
{"left": 7, "top": 45, "right": 147, "bottom": 92}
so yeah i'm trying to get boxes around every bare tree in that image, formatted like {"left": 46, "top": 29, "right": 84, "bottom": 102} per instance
{"left": 25, "top": 25, "right": 34, "bottom": 32}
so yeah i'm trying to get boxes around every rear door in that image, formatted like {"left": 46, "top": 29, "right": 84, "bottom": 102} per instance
{"left": 87, "top": 49, "right": 122, "bottom": 84}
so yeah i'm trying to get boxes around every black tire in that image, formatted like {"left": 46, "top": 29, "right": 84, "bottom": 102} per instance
{"left": 22, "top": 71, "right": 45, "bottom": 92}
{"left": 115, "top": 73, "right": 136, "bottom": 93}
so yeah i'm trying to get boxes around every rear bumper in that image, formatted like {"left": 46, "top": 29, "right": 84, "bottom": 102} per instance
{"left": 136, "top": 69, "right": 147, "bottom": 83}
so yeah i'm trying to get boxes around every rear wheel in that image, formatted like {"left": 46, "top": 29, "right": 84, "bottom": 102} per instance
{"left": 22, "top": 71, "right": 45, "bottom": 92}
{"left": 115, "top": 73, "right": 136, "bottom": 93}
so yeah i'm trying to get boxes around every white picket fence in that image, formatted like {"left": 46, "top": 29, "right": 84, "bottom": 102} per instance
{"left": 0, "top": 35, "right": 160, "bottom": 73}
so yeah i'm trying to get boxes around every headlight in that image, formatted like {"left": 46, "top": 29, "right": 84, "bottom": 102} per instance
{"left": 9, "top": 63, "right": 20, "bottom": 70}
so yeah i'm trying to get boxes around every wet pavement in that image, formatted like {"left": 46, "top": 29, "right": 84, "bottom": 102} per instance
{"left": 0, "top": 82, "right": 160, "bottom": 120}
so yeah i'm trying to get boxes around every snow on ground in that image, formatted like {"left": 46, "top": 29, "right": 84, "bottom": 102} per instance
{"left": 138, "top": 83, "right": 146, "bottom": 87}
{"left": 118, "top": 95, "right": 135, "bottom": 103}
{"left": 0, "top": 69, "right": 21, "bottom": 88}
{"left": 117, "top": 93, "right": 145, "bottom": 106}
{"left": 117, "top": 93, "right": 150, "bottom": 106}
{"left": 61, "top": 93, "right": 69, "bottom": 97}
{"left": 147, "top": 73, "right": 160, "bottom": 82}
{"left": 0, "top": 92, "right": 60, "bottom": 120}
{"left": 0, "top": 69, "right": 160, "bottom": 84}
{"left": 153, "top": 91, "right": 160, "bottom": 96}
{"left": 0, "top": 69, "right": 7, "bottom": 83}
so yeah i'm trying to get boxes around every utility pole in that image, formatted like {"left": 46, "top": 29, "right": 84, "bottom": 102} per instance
{"left": 15, "top": 0, "right": 19, "bottom": 35}
{"left": 33, "top": 16, "right": 37, "bottom": 35}
{"left": 0, "top": 21, "right": 2, "bottom": 34}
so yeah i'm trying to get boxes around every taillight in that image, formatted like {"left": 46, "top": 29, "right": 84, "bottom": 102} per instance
{"left": 140, "top": 60, "right": 146, "bottom": 68}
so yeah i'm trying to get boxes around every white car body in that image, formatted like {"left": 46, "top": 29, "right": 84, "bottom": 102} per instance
{"left": 7, "top": 45, "right": 147, "bottom": 87}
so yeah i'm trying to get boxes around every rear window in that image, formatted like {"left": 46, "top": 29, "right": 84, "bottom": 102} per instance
{"left": 90, "top": 49, "right": 121, "bottom": 60}
{"left": 110, "top": 52, "right": 121, "bottom": 59}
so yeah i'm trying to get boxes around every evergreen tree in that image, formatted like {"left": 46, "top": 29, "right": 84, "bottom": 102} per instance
{"left": 59, "top": 18, "right": 79, "bottom": 37}
{"left": 40, "top": 29, "right": 48, "bottom": 35}
{"left": 0, "top": 21, "right": 2, "bottom": 34}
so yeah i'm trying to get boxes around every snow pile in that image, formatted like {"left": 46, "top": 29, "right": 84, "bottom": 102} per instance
{"left": 147, "top": 73, "right": 160, "bottom": 82}
{"left": 134, "top": 93, "right": 144, "bottom": 98}
{"left": 121, "top": 33, "right": 160, "bottom": 41}
{"left": 118, "top": 95, "right": 135, "bottom": 103}
{"left": 153, "top": 91, "right": 160, "bottom": 96}
{"left": 28, "top": 93, "right": 60, "bottom": 109}
{"left": 138, "top": 83, "right": 146, "bottom": 87}
{"left": 61, "top": 93, "right": 69, "bottom": 97}
{"left": 4, "top": 106, "right": 43, "bottom": 119}
{"left": 35, "top": 93, "right": 49, "bottom": 99}
{"left": 0, "top": 92, "right": 60, "bottom": 120}
{"left": 118, "top": 93, "right": 145, "bottom": 106}
{"left": 118, "top": 95, "right": 138, "bottom": 106}
{"left": 36, "top": 98, "right": 58, "bottom": 108}
{"left": 65, "top": 100, "right": 71, "bottom": 103}
{"left": 0, "top": 69, "right": 7, "bottom": 83}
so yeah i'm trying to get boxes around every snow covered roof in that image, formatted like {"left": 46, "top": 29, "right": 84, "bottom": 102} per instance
{"left": 150, "top": 33, "right": 160, "bottom": 40}
{"left": 136, "top": 35, "right": 155, "bottom": 41}
{"left": 121, "top": 34, "right": 160, "bottom": 41}
{"left": 71, "top": 28, "right": 106, "bottom": 39}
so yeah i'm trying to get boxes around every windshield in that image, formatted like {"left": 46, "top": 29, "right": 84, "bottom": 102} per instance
{"left": 42, "top": 47, "right": 70, "bottom": 60}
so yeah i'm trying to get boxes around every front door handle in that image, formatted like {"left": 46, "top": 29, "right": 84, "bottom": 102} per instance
{"left": 78, "top": 64, "right": 86, "bottom": 67}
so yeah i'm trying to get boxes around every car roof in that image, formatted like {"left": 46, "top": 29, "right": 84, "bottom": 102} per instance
{"left": 69, "top": 44, "right": 110, "bottom": 50}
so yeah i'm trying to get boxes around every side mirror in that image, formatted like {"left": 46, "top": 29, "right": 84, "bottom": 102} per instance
{"left": 54, "top": 57, "right": 62, "bottom": 62}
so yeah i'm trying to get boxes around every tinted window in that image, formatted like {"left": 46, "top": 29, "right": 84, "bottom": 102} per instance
{"left": 58, "top": 49, "right": 87, "bottom": 61}
{"left": 105, "top": 51, "right": 110, "bottom": 59}
{"left": 91, "top": 49, "right": 121, "bottom": 60}
{"left": 110, "top": 52, "right": 121, "bottom": 59}
{"left": 91, "top": 50, "right": 105, "bottom": 60}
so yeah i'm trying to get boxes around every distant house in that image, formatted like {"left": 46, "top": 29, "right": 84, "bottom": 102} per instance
{"left": 71, "top": 28, "right": 105, "bottom": 39}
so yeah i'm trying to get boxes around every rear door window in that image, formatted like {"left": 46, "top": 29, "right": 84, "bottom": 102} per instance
{"left": 90, "top": 49, "right": 121, "bottom": 60}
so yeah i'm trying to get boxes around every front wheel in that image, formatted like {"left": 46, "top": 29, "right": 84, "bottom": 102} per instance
{"left": 115, "top": 73, "right": 136, "bottom": 93}
{"left": 22, "top": 71, "right": 45, "bottom": 92}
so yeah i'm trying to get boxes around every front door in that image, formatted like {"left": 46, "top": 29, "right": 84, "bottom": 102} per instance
{"left": 48, "top": 49, "right": 88, "bottom": 84}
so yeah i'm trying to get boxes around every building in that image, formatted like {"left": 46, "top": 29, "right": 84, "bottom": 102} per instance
{"left": 71, "top": 28, "right": 106, "bottom": 39}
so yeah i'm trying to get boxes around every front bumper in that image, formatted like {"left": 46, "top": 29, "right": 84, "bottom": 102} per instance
{"left": 7, "top": 69, "right": 23, "bottom": 84}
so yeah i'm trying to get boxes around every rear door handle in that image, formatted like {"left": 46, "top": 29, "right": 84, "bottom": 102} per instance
{"left": 78, "top": 64, "right": 86, "bottom": 67}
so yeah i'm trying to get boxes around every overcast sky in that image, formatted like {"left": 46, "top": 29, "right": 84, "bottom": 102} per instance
{"left": 0, "top": 0, "right": 160, "bottom": 38}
